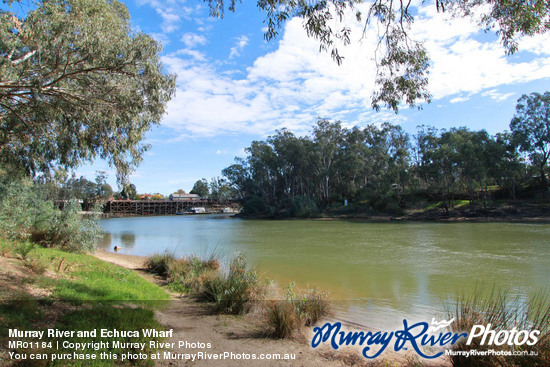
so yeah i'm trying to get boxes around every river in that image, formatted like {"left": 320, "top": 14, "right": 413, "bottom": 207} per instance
{"left": 99, "top": 215, "right": 550, "bottom": 329}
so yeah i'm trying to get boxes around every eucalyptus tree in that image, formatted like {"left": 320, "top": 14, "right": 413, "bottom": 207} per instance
{"left": 489, "top": 132, "right": 523, "bottom": 200}
{"left": 510, "top": 92, "right": 550, "bottom": 190}
{"left": 222, "top": 158, "right": 255, "bottom": 199}
{"left": 0, "top": 0, "right": 175, "bottom": 182}
{"left": 362, "top": 123, "right": 410, "bottom": 207}
{"left": 190, "top": 178, "right": 210, "bottom": 197}
{"left": 209, "top": 176, "right": 235, "bottom": 201}
{"left": 312, "top": 119, "right": 346, "bottom": 203}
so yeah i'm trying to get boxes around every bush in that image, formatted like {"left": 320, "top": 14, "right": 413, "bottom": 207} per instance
{"left": 197, "top": 253, "right": 261, "bottom": 314}
{"left": 167, "top": 255, "right": 220, "bottom": 293}
{"left": 242, "top": 195, "right": 267, "bottom": 216}
{"left": 265, "top": 301, "right": 300, "bottom": 338}
{"left": 448, "top": 288, "right": 550, "bottom": 366}
{"left": 290, "top": 195, "right": 319, "bottom": 218}
{"left": 13, "top": 241, "right": 35, "bottom": 260}
{"left": 295, "top": 289, "right": 332, "bottom": 326}
{"left": 145, "top": 252, "right": 176, "bottom": 277}
{"left": 0, "top": 179, "right": 102, "bottom": 252}
{"left": 265, "top": 282, "right": 332, "bottom": 338}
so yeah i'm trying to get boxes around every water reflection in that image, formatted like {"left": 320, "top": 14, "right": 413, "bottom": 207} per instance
{"left": 99, "top": 233, "right": 112, "bottom": 249}
{"left": 98, "top": 229, "right": 135, "bottom": 250}
{"left": 119, "top": 232, "right": 136, "bottom": 248}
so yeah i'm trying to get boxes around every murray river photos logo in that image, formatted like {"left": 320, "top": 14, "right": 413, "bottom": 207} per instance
{"left": 310, "top": 318, "right": 541, "bottom": 359}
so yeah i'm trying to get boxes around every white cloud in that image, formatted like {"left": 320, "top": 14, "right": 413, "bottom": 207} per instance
{"left": 450, "top": 97, "right": 470, "bottom": 104}
{"left": 181, "top": 32, "right": 208, "bottom": 48}
{"left": 150, "top": 32, "right": 171, "bottom": 46}
{"left": 174, "top": 48, "right": 207, "bottom": 62}
{"left": 156, "top": 8, "right": 181, "bottom": 33}
{"left": 159, "top": 2, "right": 550, "bottom": 138}
{"left": 481, "top": 89, "right": 515, "bottom": 102}
{"left": 229, "top": 35, "right": 250, "bottom": 59}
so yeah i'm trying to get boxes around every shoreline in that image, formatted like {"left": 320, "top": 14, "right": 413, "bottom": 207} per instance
{"left": 92, "top": 249, "right": 451, "bottom": 366}
{"left": 99, "top": 211, "right": 550, "bottom": 223}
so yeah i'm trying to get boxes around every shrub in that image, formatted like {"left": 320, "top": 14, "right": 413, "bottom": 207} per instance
{"left": 265, "top": 282, "right": 332, "bottom": 338}
{"left": 197, "top": 253, "right": 261, "bottom": 314}
{"left": 242, "top": 195, "right": 267, "bottom": 216}
{"left": 0, "top": 179, "right": 102, "bottom": 252}
{"left": 295, "top": 289, "right": 332, "bottom": 326}
{"left": 13, "top": 241, "right": 35, "bottom": 260}
{"left": 290, "top": 195, "right": 319, "bottom": 218}
{"left": 265, "top": 301, "right": 300, "bottom": 338}
{"left": 448, "top": 288, "right": 550, "bottom": 367}
{"left": 0, "top": 240, "right": 12, "bottom": 257}
{"left": 167, "top": 255, "right": 220, "bottom": 293}
{"left": 145, "top": 252, "right": 176, "bottom": 277}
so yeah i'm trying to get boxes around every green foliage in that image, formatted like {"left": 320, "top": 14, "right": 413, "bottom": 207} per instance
{"left": 226, "top": 117, "right": 546, "bottom": 218}
{"left": 510, "top": 92, "right": 550, "bottom": 190}
{"left": 144, "top": 252, "right": 174, "bottom": 277}
{"left": 12, "top": 241, "right": 35, "bottom": 260}
{"left": 145, "top": 252, "right": 221, "bottom": 293}
{"left": 198, "top": 253, "right": 261, "bottom": 314}
{"left": 242, "top": 195, "right": 268, "bottom": 216}
{"left": 190, "top": 178, "right": 209, "bottom": 197}
{"left": 265, "top": 282, "right": 332, "bottom": 338}
{"left": 209, "top": 176, "right": 236, "bottom": 201}
{"left": 0, "top": 0, "right": 175, "bottom": 181}
{"left": 290, "top": 196, "right": 319, "bottom": 218}
{"left": 167, "top": 255, "right": 220, "bottom": 293}
{"left": 145, "top": 251, "right": 176, "bottom": 277}
{"left": 0, "top": 177, "right": 102, "bottom": 252}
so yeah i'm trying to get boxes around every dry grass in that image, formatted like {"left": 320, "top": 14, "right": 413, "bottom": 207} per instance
{"left": 448, "top": 288, "right": 550, "bottom": 366}
{"left": 264, "top": 284, "right": 332, "bottom": 338}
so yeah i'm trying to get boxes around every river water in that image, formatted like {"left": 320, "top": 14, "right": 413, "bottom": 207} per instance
{"left": 99, "top": 215, "right": 550, "bottom": 328}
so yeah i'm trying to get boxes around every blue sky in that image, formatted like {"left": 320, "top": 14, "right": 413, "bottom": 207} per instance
{"left": 76, "top": 0, "right": 550, "bottom": 195}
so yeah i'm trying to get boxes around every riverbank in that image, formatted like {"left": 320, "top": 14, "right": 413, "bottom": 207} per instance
{"left": 1, "top": 244, "right": 446, "bottom": 366}
{"left": 93, "top": 249, "right": 451, "bottom": 367}
{"left": 238, "top": 201, "right": 550, "bottom": 223}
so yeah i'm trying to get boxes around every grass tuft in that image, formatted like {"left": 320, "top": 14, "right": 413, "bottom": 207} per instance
{"left": 265, "top": 300, "right": 300, "bottom": 338}
{"left": 448, "top": 287, "right": 550, "bottom": 366}
{"left": 265, "top": 283, "right": 332, "bottom": 338}
{"left": 197, "top": 253, "right": 263, "bottom": 314}
{"left": 144, "top": 251, "right": 176, "bottom": 277}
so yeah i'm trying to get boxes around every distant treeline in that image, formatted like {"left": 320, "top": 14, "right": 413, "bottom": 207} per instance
{"left": 222, "top": 113, "right": 548, "bottom": 217}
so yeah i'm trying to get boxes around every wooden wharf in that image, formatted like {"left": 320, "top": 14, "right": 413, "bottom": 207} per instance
{"left": 105, "top": 200, "right": 239, "bottom": 216}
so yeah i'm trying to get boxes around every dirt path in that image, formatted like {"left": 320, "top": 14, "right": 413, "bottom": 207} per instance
{"left": 93, "top": 250, "right": 356, "bottom": 366}
{"left": 92, "top": 250, "right": 450, "bottom": 367}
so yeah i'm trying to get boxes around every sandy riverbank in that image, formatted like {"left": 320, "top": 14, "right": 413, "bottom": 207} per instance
{"left": 93, "top": 249, "right": 451, "bottom": 367}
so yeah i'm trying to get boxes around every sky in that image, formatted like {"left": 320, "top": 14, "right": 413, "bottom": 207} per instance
{"left": 76, "top": 0, "right": 550, "bottom": 195}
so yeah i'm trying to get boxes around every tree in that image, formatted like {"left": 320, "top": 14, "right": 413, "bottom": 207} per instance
{"left": 510, "top": 92, "right": 550, "bottom": 190}
{"left": 121, "top": 183, "right": 137, "bottom": 200}
{"left": 209, "top": 177, "right": 235, "bottom": 201}
{"left": 0, "top": 0, "right": 175, "bottom": 181}
{"left": 190, "top": 178, "right": 209, "bottom": 197}
{"left": 206, "top": 0, "right": 549, "bottom": 112}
